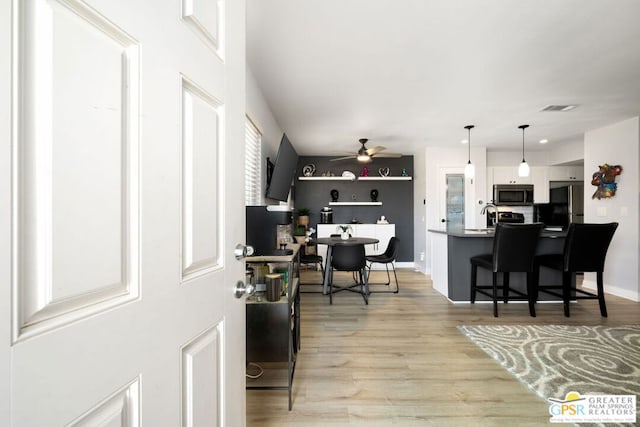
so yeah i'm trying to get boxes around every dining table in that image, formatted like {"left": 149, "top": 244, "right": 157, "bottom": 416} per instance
{"left": 314, "top": 236, "right": 379, "bottom": 295}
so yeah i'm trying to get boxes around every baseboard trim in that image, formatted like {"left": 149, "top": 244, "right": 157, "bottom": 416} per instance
{"left": 368, "top": 262, "right": 414, "bottom": 271}
{"left": 582, "top": 280, "right": 640, "bottom": 302}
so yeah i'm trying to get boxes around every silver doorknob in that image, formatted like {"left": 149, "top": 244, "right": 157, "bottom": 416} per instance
{"left": 234, "top": 280, "right": 256, "bottom": 299}
{"left": 234, "top": 244, "right": 255, "bottom": 260}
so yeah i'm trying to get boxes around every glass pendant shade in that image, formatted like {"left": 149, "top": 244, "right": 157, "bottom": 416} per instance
{"left": 464, "top": 125, "right": 474, "bottom": 179}
{"left": 518, "top": 160, "right": 530, "bottom": 177}
{"left": 465, "top": 161, "right": 475, "bottom": 179}
{"left": 517, "top": 124, "right": 530, "bottom": 177}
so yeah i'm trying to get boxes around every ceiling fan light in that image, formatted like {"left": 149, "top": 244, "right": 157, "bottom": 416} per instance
{"left": 357, "top": 154, "right": 371, "bottom": 162}
{"left": 464, "top": 161, "right": 475, "bottom": 179}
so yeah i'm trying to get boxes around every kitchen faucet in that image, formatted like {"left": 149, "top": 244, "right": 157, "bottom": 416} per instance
{"left": 480, "top": 202, "right": 498, "bottom": 226}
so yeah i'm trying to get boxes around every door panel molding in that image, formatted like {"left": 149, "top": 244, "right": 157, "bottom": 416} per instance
{"left": 181, "top": 0, "right": 224, "bottom": 59}
{"left": 181, "top": 322, "right": 223, "bottom": 427}
{"left": 67, "top": 376, "right": 141, "bottom": 426}
{"left": 12, "top": 0, "right": 140, "bottom": 342}
{"left": 180, "top": 76, "right": 224, "bottom": 281}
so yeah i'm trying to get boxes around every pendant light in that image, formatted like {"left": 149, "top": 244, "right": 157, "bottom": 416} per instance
{"left": 518, "top": 124, "right": 530, "bottom": 177}
{"left": 464, "top": 125, "right": 475, "bottom": 179}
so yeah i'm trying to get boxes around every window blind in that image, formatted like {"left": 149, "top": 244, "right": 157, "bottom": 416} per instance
{"left": 245, "top": 117, "right": 262, "bottom": 206}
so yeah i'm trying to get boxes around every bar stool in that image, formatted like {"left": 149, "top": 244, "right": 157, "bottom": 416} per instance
{"left": 534, "top": 222, "right": 618, "bottom": 317}
{"left": 470, "top": 223, "right": 543, "bottom": 317}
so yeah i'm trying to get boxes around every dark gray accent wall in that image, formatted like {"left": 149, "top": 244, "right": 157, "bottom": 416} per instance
{"left": 294, "top": 156, "right": 414, "bottom": 262}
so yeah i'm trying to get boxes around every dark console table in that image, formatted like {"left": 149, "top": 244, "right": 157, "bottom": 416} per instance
{"left": 245, "top": 244, "right": 300, "bottom": 410}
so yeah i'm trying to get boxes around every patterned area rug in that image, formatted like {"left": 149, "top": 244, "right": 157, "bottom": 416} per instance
{"left": 458, "top": 325, "right": 640, "bottom": 427}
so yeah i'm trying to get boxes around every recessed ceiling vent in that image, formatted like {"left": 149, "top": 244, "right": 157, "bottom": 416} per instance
{"left": 540, "top": 104, "right": 578, "bottom": 112}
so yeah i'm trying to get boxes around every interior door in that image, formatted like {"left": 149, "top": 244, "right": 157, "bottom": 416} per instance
{"left": 445, "top": 174, "right": 465, "bottom": 228}
{"left": 1, "top": 0, "right": 246, "bottom": 425}
{"left": 437, "top": 166, "right": 479, "bottom": 229}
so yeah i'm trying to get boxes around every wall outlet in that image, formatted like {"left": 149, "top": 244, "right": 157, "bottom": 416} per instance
{"left": 420, "top": 251, "right": 425, "bottom": 261}
{"left": 621, "top": 206, "right": 629, "bottom": 217}
{"left": 597, "top": 206, "right": 607, "bottom": 217}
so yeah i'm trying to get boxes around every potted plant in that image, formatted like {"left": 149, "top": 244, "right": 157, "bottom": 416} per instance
{"left": 336, "top": 224, "right": 353, "bottom": 240}
{"left": 293, "top": 226, "right": 307, "bottom": 245}
{"left": 297, "top": 207, "right": 310, "bottom": 227}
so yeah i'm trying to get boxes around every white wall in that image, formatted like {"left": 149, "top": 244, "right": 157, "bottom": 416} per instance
{"left": 246, "top": 67, "right": 284, "bottom": 203}
{"left": 584, "top": 117, "right": 639, "bottom": 301}
{"left": 487, "top": 139, "right": 584, "bottom": 167}
{"left": 548, "top": 139, "right": 584, "bottom": 165}
{"left": 422, "top": 146, "right": 487, "bottom": 274}
{"left": 413, "top": 148, "right": 427, "bottom": 273}
{"left": 487, "top": 150, "right": 550, "bottom": 167}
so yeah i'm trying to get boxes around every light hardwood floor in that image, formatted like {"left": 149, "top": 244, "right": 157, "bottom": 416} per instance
{"left": 246, "top": 269, "right": 640, "bottom": 426}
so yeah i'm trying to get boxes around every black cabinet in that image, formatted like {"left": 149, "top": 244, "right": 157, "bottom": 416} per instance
{"left": 245, "top": 245, "right": 300, "bottom": 410}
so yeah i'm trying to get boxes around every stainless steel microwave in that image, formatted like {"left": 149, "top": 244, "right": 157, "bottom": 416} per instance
{"left": 493, "top": 184, "right": 534, "bottom": 205}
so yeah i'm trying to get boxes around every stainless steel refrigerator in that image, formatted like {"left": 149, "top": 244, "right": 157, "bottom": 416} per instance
{"left": 550, "top": 184, "right": 584, "bottom": 226}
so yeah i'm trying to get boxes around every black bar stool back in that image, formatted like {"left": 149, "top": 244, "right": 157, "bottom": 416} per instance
{"left": 535, "top": 222, "right": 618, "bottom": 317}
{"left": 471, "top": 223, "right": 543, "bottom": 317}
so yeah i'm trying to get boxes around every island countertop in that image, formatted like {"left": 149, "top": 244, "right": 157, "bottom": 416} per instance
{"left": 429, "top": 225, "right": 569, "bottom": 301}
{"left": 428, "top": 226, "right": 567, "bottom": 239}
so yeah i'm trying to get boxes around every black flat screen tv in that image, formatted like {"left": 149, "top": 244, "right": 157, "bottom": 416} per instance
{"left": 265, "top": 134, "right": 298, "bottom": 202}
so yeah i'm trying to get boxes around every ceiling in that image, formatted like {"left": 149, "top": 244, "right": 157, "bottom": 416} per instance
{"left": 246, "top": 0, "right": 640, "bottom": 157}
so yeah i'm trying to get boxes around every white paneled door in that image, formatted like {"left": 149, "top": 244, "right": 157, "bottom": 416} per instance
{"left": 1, "top": 0, "right": 246, "bottom": 425}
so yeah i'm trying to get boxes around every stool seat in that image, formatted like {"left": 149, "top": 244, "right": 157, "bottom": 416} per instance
{"left": 470, "top": 223, "right": 543, "bottom": 317}
{"left": 469, "top": 254, "right": 493, "bottom": 269}
{"left": 534, "top": 254, "right": 563, "bottom": 270}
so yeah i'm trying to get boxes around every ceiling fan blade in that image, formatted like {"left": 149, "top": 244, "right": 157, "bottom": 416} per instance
{"left": 372, "top": 152, "right": 402, "bottom": 158}
{"left": 329, "top": 155, "right": 356, "bottom": 161}
{"left": 366, "top": 146, "right": 386, "bottom": 155}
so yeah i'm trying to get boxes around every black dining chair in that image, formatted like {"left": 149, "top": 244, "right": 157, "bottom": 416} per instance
{"left": 470, "top": 223, "right": 543, "bottom": 317}
{"left": 534, "top": 222, "right": 618, "bottom": 317}
{"left": 298, "top": 241, "right": 325, "bottom": 293}
{"left": 300, "top": 242, "right": 323, "bottom": 272}
{"left": 329, "top": 244, "right": 369, "bottom": 305}
{"left": 366, "top": 237, "right": 400, "bottom": 293}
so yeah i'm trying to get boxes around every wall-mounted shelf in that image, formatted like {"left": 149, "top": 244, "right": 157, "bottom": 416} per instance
{"left": 298, "top": 176, "right": 411, "bottom": 181}
{"left": 328, "top": 202, "right": 383, "bottom": 206}
{"left": 357, "top": 176, "right": 412, "bottom": 181}
{"left": 298, "top": 176, "right": 354, "bottom": 181}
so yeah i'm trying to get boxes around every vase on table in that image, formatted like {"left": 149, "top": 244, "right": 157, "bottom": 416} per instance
{"left": 336, "top": 225, "right": 352, "bottom": 240}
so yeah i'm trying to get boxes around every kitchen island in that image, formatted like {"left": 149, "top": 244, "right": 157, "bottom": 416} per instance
{"left": 429, "top": 226, "right": 570, "bottom": 302}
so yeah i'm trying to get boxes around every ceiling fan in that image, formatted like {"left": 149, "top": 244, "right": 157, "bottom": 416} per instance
{"left": 330, "top": 138, "right": 402, "bottom": 163}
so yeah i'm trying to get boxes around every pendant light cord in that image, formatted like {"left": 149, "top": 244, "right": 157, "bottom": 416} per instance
{"left": 519, "top": 124, "right": 529, "bottom": 162}
{"left": 464, "top": 125, "right": 474, "bottom": 163}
